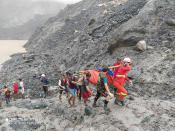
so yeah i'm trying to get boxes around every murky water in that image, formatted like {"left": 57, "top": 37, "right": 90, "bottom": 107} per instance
{"left": 0, "top": 40, "right": 27, "bottom": 70}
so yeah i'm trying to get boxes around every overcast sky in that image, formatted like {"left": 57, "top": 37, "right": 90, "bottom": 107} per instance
{"left": 32, "top": 0, "right": 82, "bottom": 4}
{"left": 55, "top": 0, "right": 81, "bottom": 4}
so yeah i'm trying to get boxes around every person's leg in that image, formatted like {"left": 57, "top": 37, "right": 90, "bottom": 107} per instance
{"left": 66, "top": 88, "right": 70, "bottom": 99}
{"left": 72, "top": 89, "right": 76, "bottom": 106}
{"left": 46, "top": 86, "right": 49, "bottom": 96}
{"left": 13, "top": 93, "right": 16, "bottom": 100}
{"left": 15, "top": 92, "right": 18, "bottom": 100}
{"left": 72, "top": 96, "right": 76, "bottom": 106}
{"left": 59, "top": 90, "right": 63, "bottom": 101}
{"left": 77, "top": 89, "right": 80, "bottom": 101}
{"left": 68, "top": 96, "right": 72, "bottom": 105}
{"left": 93, "top": 91, "right": 101, "bottom": 107}
{"left": 104, "top": 95, "right": 110, "bottom": 109}
{"left": 84, "top": 98, "right": 88, "bottom": 105}
{"left": 13, "top": 92, "right": 18, "bottom": 100}
{"left": 22, "top": 88, "right": 25, "bottom": 99}
{"left": 43, "top": 86, "right": 46, "bottom": 97}
{"left": 79, "top": 86, "right": 82, "bottom": 101}
{"left": 22, "top": 94, "right": 25, "bottom": 99}
{"left": 0, "top": 100, "right": 2, "bottom": 107}
{"left": 6, "top": 98, "right": 8, "bottom": 104}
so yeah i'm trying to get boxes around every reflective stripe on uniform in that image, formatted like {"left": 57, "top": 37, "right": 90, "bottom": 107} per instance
{"left": 109, "top": 65, "right": 122, "bottom": 69}
{"left": 116, "top": 92, "right": 127, "bottom": 96}
{"left": 116, "top": 75, "right": 125, "bottom": 78}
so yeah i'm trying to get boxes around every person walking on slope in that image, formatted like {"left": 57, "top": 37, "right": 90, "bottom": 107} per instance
{"left": 13, "top": 81, "right": 18, "bottom": 100}
{"left": 19, "top": 79, "right": 25, "bottom": 99}
{"left": 112, "top": 58, "right": 124, "bottom": 96}
{"left": 65, "top": 72, "right": 71, "bottom": 99}
{"left": 114, "top": 58, "right": 133, "bottom": 106}
{"left": 76, "top": 68, "right": 89, "bottom": 102}
{"left": 40, "top": 74, "right": 49, "bottom": 98}
{"left": 58, "top": 74, "right": 67, "bottom": 101}
{"left": 4, "top": 86, "right": 11, "bottom": 105}
{"left": 113, "top": 58, "right": 124, "bottom": 77}
{"left": 79, "top": 73, "right": 93, "bottom": 105}
{"left": 68, "top": 73, "right": 77, "bottom": 107}
{"left": 93, "top": 66, "right": 113, "bottom": 110}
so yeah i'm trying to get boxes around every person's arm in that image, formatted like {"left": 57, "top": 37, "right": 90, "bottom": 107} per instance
{"left": 58, "top": 80, "right": 65, "bottom": 89}
{"left": 86, "top": 86, "right": 92, "bottom": 95}
{"left": 58, "top": 80, "right": 62, "bottom": 87}
{"left": 104, "top": 83, "right": 110, "bottom": 94}
{"left": 71, "top": 80, "right": 77, "bottom": 84}
{"left": 103, "top": 77, "right": 113, "bottom": 97}
{"left": 125, "top": 76, "right": 130, "bottom": 82}
{"left": 103, "top": 78, "right": 111, "bottom": 94}
{"left": 76, "top": 77, "right": 83, "bottom": 84}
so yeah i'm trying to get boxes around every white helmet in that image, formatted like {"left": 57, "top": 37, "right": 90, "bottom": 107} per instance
{"left": 41, "top": 74, "right": 46, "bottom": 77}
{"left": 123, "top": 58, "right": 131, "bottom": 63}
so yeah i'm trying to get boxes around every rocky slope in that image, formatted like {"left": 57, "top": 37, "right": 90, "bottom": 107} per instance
{"left": 0, "top": 0, "right": 175, "bottom": 130}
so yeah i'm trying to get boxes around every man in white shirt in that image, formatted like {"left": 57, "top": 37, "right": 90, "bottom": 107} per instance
{"left": 19, "top": 79, "right": 25, "bottom": 99}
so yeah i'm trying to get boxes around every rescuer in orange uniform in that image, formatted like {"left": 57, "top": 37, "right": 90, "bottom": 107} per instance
{"left": 113, "top": 58, "right": 124, "bottom": 77}
{"left": 113, "top": 58, "right": 133, "bottom": 106}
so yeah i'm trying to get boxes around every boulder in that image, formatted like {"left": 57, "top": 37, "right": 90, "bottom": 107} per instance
{"left": 166, "top": 19, "right": 175, "bottom": 26}
{"left": 136, "top": 40, "right": 147, "bottom": 51}
{"left": 84, "top": 106, "right": 93, "bottom": 116}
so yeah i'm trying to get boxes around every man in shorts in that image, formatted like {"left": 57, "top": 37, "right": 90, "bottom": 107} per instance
{"left": 80, "top": 73, "right": 93, "bottom": 105}
{"left": 68, "top": 73, "right": 77, "bottom": 107}
{"left": 4, "top": 86, "right": 11, "bottom": 105}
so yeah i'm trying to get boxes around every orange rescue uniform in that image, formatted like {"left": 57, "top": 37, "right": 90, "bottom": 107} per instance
{"left": 113, "top": 63, "right": 131, "bottom": 100}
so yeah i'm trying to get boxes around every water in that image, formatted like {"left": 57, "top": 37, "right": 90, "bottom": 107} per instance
{"left": 0, "top": 40, "right": 27, "bottom": 70}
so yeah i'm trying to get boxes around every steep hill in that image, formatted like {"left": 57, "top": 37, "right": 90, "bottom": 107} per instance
{"left": 0, "top": 0, "right": 175, "bottom": 130}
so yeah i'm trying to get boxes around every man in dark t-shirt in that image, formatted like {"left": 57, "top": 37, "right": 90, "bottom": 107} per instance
{"left": 93, "top": 66, "right": 113, "bottom": 109}
{"left": 40, "top": 74, "right": 49, "bottom": 98}
{"left": 81, "top": 73, "right": 92, "bottom": 105}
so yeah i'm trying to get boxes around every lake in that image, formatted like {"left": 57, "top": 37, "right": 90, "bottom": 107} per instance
{"left": 0, "top": 40, "right": 27, "bottom": 70}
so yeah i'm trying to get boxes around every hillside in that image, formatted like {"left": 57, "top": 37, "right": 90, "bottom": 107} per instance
{"left": 0, "top": 0, "right": 175, "bottom": 130}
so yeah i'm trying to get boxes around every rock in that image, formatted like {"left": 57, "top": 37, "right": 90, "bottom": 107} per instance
{"left": 166, "top": 19, "right": 175, "bottom": 26}
{"left": 129, "top": 96, "right": 135, "bottom": 101}
{"left": 84, "top": 106, "right": 93, "bottom": 116}
{"left": 141, "top": 114, "right": 154, "bottom": 123}
{"left": 0, "top": 127, "right": 7, "bottom": 131}
{"left": 31, "top": 101, "right": 47, "bottom": 109}
{"left": 136, "top": 40, "right": 147, "bottom": 51}
{"left": 47, "top": 124, "right": 55, "bottom": 130}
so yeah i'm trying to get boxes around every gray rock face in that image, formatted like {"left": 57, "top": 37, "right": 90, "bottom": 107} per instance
{"left": 0, "top": 0, "right": 175, "bottom": 130}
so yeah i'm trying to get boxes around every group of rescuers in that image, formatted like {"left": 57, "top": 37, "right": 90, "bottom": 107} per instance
{"left": 0, "top": 57, "right": 132, "bottom": 110}
{"left": 40, "top": 57, "right": 133, "bottom": 110}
